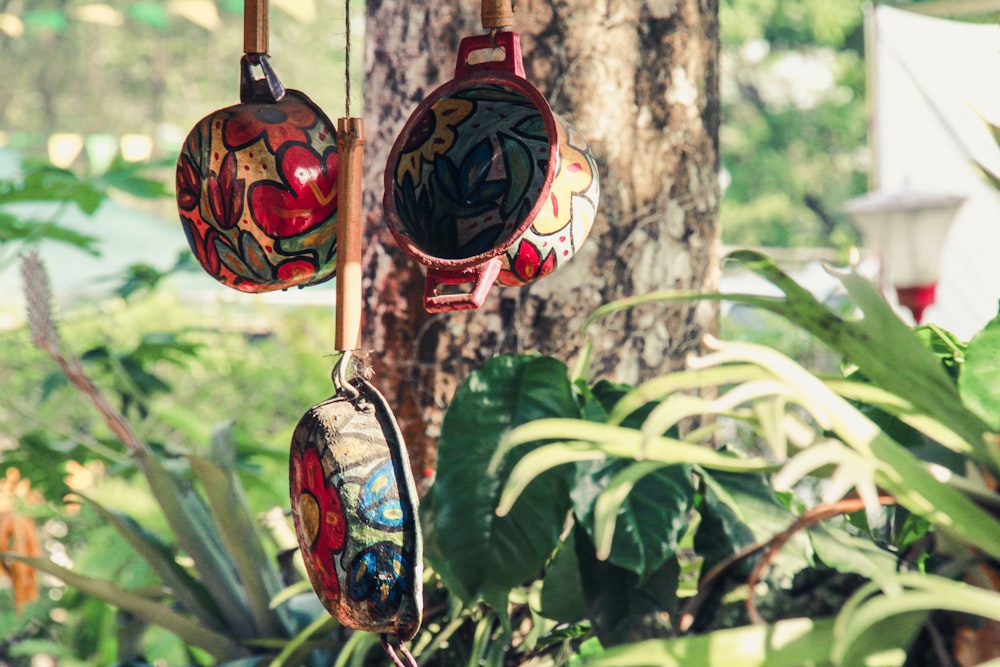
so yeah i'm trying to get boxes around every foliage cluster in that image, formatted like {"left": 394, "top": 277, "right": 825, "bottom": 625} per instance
{"left": 419, "top": 251, "right": 1000, "bottom": 666}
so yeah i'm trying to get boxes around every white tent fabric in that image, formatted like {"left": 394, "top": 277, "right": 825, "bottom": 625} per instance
{"left": 873, "top": 6, "right": 1000, "bottom": 339}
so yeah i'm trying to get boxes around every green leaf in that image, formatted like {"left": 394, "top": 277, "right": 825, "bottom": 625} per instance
{"left": 133, "top": 450, "right": 258, "bottom": 638}
{"left": 607, "top": 365, "right": 770, "bottom": 426}
{"left": 577, "top": 616, "right": 836, "bottom": 667}
{"left": 423, "top": 354, "right": 578, "bottom": 613}
{"left": 128, "top": 2, "right": 170, "bottom": 29}
{"left": 267, "top": 612, "right": 338, "bottom": 667}
{"left": 583, "top": 251, "right": 991, "bottom": 465}
{"left": 697, "top": 337, "right": 1000, "bottom": 560}
{"left": 572, "top": 459, "right": 694, "bottom": 578}
{"left": 97, "top": 157, "right": 171, "bottom": 199}
{"left": 574, "top": 525, "right": 679, "bottom": 647}
{"left": 1, "top": 162, "right": 106, "bottom": 214}
{"left": 22, "top": 11, "right": 68, "bottom": 32}
{"left": 0, "top": 214, "right": 100, "bottom": 254}
{"left": 833, "top": 573, "right": 1000, "bottom": 665}
{"left": 73, "top": 494, "right": 227, "bottom": 632}
{"left": 806, "top": 521, "right": 898, "bottom": 589}
{"left": 189, "top": 453, "right": 291, "bottom": 638}
{"left": 0, "top": 552, "right": 247, "bottom": 661}
{"left": 958, "top": 315, "right": 1000, "bottom": 431}
{"left": 734, "top": 253, "right": 988, "bottom": 454}
{"left": 696, "top": 470, "right": 813, "bottom": 587}
{"left": 494, "top": 422, "right": 773, "bottom": 515}
{"left": 537, "top": 529, "right": 587, "bottom": 624}
{"left": 912, "top": 323, "right": 966, "bottom": 379}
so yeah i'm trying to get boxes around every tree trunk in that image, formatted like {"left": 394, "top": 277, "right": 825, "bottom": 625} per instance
{"left": 363, "top": 0, "right": 721, "bottom": 490}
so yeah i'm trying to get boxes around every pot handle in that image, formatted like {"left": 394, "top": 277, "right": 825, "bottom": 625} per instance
{"left": 455, "top": 31, "right": 525, "bottom": 78}
{"left": 423, "top": 257, "right": 503, "bottom": 313}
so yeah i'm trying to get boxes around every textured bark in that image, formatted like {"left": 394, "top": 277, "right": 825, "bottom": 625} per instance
{"left": 363, "top": 0, "right": 721, "bottom": 490}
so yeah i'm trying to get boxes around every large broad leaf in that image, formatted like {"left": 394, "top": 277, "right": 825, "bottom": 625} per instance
{"left": 0, "top": 552, "right": 247, "bottom": 662}
{"left": 538, "top": 529, "right": 587, "bottom": 624}
{"left": 574, "top": 524, "right": 679, "bottom": 647}
{"left": 571, "top": 459, "right": 693, "bottom": 581}
{"left": 575, "top": 616, "right": 836, "bottom": 667}
{"left": 695, "top": 470, "right": 812, "bottom": 589}
{"left": 423, "top": 354, "right": 578, "bottom": 615}
{"left": 570, "top": 381, "right": 695, "bottom": 580}
{"left": 958, "top": 315, "right": 1000, "bottom": 432}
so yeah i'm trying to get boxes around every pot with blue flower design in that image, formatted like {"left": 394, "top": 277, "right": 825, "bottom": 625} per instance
{"left": 383, "top": 31, "right": 600, "bottom": 313}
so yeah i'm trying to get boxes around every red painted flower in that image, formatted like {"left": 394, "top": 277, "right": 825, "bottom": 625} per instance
{"left": 276, "top": 258, "right": 318, "bottom": 284}
{"left": 222, "top": 93, "right": 325, "bottom": 152}
{"left": 249, "top": 144, "right": 338, "bottom": 238}
{"left": 175, "top": 154, "right": 201, "bottom": 212}
{"left": 291, "top": 443, "right": 347, "bottom": 604}
{"left": 180, "top": 216, "right": 222, "bottom": 279}
{"left": 206, "top": 152, "right": 245, "bottom": 230}
{"left": 500, "top": 238, "right": 557, "bottom": 286}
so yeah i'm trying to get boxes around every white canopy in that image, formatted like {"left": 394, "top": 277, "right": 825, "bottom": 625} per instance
{"left": 871, "top": 5, "right": 1000, "bottom": 338}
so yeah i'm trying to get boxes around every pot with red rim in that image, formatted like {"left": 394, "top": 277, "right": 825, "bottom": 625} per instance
{"left": 383, "top": 31, "right": 599, "bottom": 313}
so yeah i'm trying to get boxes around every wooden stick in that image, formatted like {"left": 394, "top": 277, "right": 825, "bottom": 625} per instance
{"left": 481, "top": 0, "right": 514, "bottom": 30}
{"left": 244, "top": 0, "right": 269, "bottom": 55}
{"left": 335, "top": 118, "right": 365, "bottom": 352}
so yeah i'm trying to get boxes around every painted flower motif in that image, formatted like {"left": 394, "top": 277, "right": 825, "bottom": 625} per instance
{"left": 180, "top": 216, "right": 222, "bottom": 280}
{"left": 206, "top": 151, "right": 245, "bottom": 230}
{"left": 250, "top": 143, "right": 338, "bottom": 238}
{"left": 358, "top": 461, "right": 405, "bottom": 532}
{"left": 500, "top": 238, "right": 557, "bottom": 286}
{"left": 534, "top": 134, "right": 595, "bottom": 235}
{"left": 275, "top": 257, "right": 318, "bottom": 285}
{"left": 291, "top": 443, "right": 347, "bottom": 604}
{"left": 347, "top": 542, "right": 410, "bottom": 617}
{"left": 222, "top": 93, "right": 325, "bottom": 152}
{"left": 395, "top": 97, "right": 474, "bottom": 185}
{"left": 175, "top": 153, "right": 201, "bottom": 212}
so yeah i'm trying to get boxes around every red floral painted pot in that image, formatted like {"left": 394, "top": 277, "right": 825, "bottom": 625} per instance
{"left": 383, "top": 31, "right": 599, "bottom": 312}
{"left": 176, "top": 55, "right": 338, "bottom": 293}
{"left": 289, "top": 378, "right": 422, "bottom": 642}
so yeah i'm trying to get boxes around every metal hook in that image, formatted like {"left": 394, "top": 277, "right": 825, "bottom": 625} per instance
{"left": 331, "top": 350, "right": 360, "bottom": 399}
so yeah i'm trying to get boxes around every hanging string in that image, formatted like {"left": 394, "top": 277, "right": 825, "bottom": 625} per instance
{"left": 344, "top": 0, "right": 352, "bottom": 118}
{"left": 381, "top": 635, "right": 419, "bottom": 667}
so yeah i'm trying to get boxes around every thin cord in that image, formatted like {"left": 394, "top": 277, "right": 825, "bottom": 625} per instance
{"left": 344, "top": 0, "right": 351, "bottom": 117}
{"left": 381, "top": 635, "right": 418, "bottom": 667}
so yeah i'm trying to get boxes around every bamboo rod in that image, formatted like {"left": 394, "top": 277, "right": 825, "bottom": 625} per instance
{"left": 335, "top": 118, "right": 365, "bottom": 352}
{"left": 481, "top": 0, "right": 514, "bottom": 30}
{"left": 244, "top": 0, "right": 269, "bottom": 55}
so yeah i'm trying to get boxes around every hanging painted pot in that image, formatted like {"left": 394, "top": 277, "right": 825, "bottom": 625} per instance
{"left": 175, "top": 3, "right": 338, "bottom": 293}
{"left": 289, "top": 120, "right": 422, "bottom": 650}
{"left": 289, "top": 375, "right": 422, "bottom": 642}
{"left": 383, "top": 31, "right": 600, "bottom": 312}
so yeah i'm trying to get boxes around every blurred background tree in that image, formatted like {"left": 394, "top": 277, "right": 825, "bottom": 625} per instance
{"left": 719, "top": 0, "right": 868, "bottom": 250}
